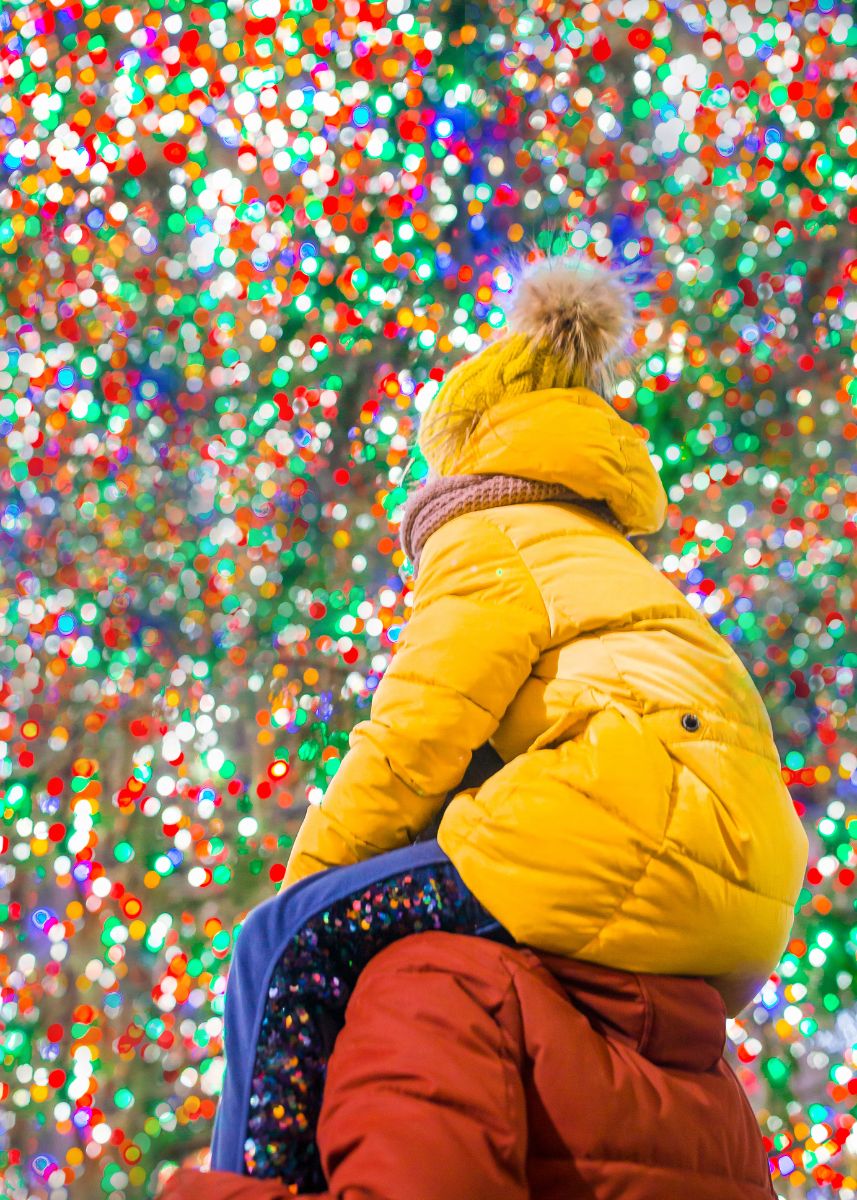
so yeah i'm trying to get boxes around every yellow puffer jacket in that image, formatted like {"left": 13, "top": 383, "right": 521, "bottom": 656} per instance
{"left": 284, "top": 385, "right": 809, "bottom": 1017}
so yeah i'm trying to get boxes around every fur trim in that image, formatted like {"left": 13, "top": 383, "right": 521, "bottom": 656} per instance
{"left": 499, "top": 253, "right": 637, "bottom": 388}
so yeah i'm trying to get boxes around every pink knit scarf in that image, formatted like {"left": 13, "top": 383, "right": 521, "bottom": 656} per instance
{"left": 399, "top": 472, "right": 622, "bottom": 577}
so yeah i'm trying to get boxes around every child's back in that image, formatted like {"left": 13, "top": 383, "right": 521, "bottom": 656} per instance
{"left": 284, "top": 255, "right": 808, "bottom": 1018}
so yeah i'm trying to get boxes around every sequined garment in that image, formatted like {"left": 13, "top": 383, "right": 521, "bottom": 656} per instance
{"left": 244, "top": 861, "right": 509, "bottom": 1192}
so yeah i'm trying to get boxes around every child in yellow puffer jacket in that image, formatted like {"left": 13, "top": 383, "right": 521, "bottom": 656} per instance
{"left": 282, "top": 250, "right": 809, "bottom": 1021}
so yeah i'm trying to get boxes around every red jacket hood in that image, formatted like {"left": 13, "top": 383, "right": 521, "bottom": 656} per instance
{"left": 536, "top": 950, "right": 728, "bottom": 1072}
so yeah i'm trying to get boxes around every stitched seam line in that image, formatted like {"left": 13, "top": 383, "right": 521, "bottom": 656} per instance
{"left": 370, "top": 669, "right": 500, "bottom": 721}
{"left": 656, "top": 732, "right": 780, "bottom": 765}
{"left": 574, "top": 838, "right": 663, "bottom": 960}
{"left": 494, "top": 974, "right": 526, "bottom": 1146}
{"left": 512, "top": 524, "right": 630, "bottom": 551}
{"left": 529, "top": 653, "right": 777, "bottom": 759}
{"left": 664, "top": 836, "right": 798, "bottom": 907}
{"left": 602, "top": 642, "right": 659, "bottom": 716}
{"left": 634, "top": 969, "right": 654, "bottom": 1057}
{"left": 611, "top": 421, "right": 637, "bottom": 522}
{"left": 309, "top": 803, "right": 410, "bottom": 856}
{"left": 462, "top": 511, "right": 555, "bottom": 644}
{"left": 383, "top": 959, "right": 525, "bottom": 1140}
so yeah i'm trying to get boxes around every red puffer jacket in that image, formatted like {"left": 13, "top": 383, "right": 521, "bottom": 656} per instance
{"left": 161, "top": 931, "right": 774, "bottom": 1200}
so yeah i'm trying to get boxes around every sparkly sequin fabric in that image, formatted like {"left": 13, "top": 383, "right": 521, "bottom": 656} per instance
{"left": 244, "top": 861, "right": 509, "bottom": 1192}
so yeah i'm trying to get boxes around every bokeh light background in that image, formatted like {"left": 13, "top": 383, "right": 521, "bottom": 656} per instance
{"left": 0, "top": 0, "right": 855, "bottom": 1196}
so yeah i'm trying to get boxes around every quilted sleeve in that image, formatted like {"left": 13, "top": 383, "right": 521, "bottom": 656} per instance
{"left": 282, "top": 511, "right": 553, "bottom": 888}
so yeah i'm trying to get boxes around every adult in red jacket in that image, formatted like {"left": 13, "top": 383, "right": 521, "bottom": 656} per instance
{"left": 161, "top": 930, "right": 774, "bottom": 1200}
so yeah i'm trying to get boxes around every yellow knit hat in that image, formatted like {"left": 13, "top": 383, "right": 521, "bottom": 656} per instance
{"left": 417, "top": 253, "right": 637, "bottom": 478}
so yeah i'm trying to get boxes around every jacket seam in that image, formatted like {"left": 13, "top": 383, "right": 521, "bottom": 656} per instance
{"left": 494, "top": 973, "right": 526, "bottom": 1132}
{"left": 547, "top": 634, "right": 777, "bottom": 758}
{"left": 508, "top": 522, "right": 628, "bottom": 562}
{"left": 574, "top": 822, "right": 792, "bottom": 964}
{"left": 631, "top": 970, "right": 654, "bottom": 1058}
{"left": 375, "top": 667, "right": 500, "bottom": 721}
{"left": 501, "top": 529, "right": 718, "bottom": 628}
{"left": 529, "top": 652, "right": 774, "bottom": 743}
{"left": 571, "top": 753, "right": 686, "bottom": 960}
{"left": 600, "top": 643, "right": 650, "bottom": 715}
{"left": 351, "top": 717, "right": 448, "bottom": 803}
{"left": 310, "top": 799, "right": 413, "bottom": 857}
{"left": 573, "top": 836, "right": 664, "bottom": 961}
{"left": 610, "top": 420, "right": 637, "bottom": 521}
{"left": 461, "top": 511, "right": 555, "bottom": 644}
{"left": 386, "top": 959, "right": 525, "bottom": 1126}
{"left": 512, "top": 523, "right": 631, "bottom": 551}
{"left": 657, "top": 732, "right": 780, "bottom": 765}
{"left": 663, "top": 836, "right": 798, "bottom": 907}
{"left": 590, "top": 657, "right": 780, "bottom": 758}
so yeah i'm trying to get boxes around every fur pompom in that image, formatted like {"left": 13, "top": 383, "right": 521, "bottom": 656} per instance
{"left": 499, "top": 253, "right": 637, "bottom": 389}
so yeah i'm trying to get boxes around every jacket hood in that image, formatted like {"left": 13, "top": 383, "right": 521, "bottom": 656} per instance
{"left": 421, "top": 385, "right": 667, "bottom": 537}
{"left": 537, "top": 950, "right": 727, "bottom": 1072}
